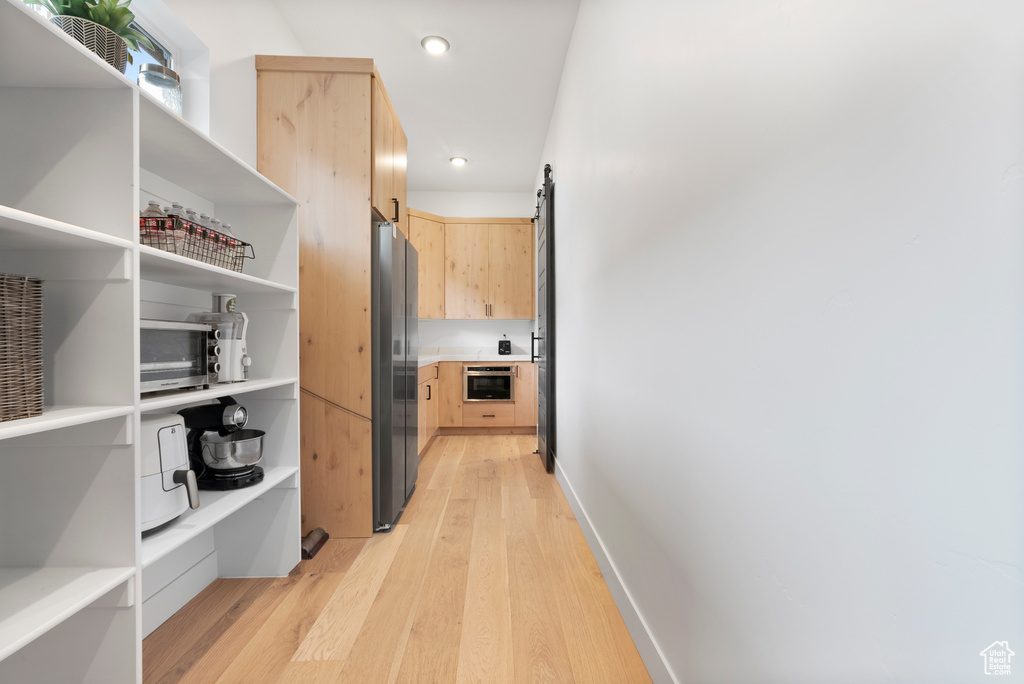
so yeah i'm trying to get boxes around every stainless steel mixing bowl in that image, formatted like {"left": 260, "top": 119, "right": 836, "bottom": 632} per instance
{"left": 200, "top": 429, "right": 265, "bottom": 469}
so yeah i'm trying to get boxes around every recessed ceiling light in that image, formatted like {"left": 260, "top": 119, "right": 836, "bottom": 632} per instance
{"left": 449, "top": 156, "right": 468, "bottom": 167}
{"left": 421, "top": 36, "right": 450, "bottom": 55}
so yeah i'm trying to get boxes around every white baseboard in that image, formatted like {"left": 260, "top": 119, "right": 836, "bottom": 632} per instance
{"left": 554, "top": 458, "right": 679, "bottom": 684}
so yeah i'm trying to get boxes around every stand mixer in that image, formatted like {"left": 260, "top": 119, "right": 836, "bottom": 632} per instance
{"left": 178, "top": 396, "right": 265, "bottom": 490}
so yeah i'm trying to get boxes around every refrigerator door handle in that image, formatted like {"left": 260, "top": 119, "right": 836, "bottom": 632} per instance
{"left": 531, "top": 332, "right": 540, "bottom": 363}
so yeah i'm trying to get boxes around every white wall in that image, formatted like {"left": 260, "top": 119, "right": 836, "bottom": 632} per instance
{"left": 542, "top": 1, "right": 1024, "bottom": 682}
{"left": 420, "top": 319, "right": 533, "bottom": 353}
{"left": 408, "top": 191, "right": 536, "bottom": 218}
{"left": 162, "top": 0, "right": 305, "bottom": 167}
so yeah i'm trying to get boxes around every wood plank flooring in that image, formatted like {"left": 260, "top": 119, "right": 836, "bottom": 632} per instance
{"left": 143, "top": 435, "right": 651, "bottom": 683}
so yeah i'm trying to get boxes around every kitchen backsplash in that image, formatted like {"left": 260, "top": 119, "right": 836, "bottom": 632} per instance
{"left": 419, "top": 319, "right": 535, "bottom": 354}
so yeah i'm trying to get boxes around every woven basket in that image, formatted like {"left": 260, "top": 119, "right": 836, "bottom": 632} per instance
{"left": 0, "top": 273, "right": 44, "bottom": 422}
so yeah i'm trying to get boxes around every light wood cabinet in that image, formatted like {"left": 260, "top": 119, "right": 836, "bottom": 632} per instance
{"left": 444, "top": 223, "right": 490, "bottom": 319}
{"left": 444, "top": 220, "right": 534, "bottom": 320}
{"left": 371, "top": 78, "right": 407, "bottom": 236}
{"left": 463, "top": 402, "right": 516, "bottom": 427}
{"left": 514, "top": 362, "right": 538, "bottom": 426}
{"left": 407, "top": 210, "right": 445, "bottom": 319}
{"left": 257, "top": 56, "right": 408, "bottom": 538}
{"left": 489, "top": 224, "right": 535, "bottom": 319}
{"left": 417, "top": 363, "right": 439, "bottom": 455}
{"left": 438, "top": 361, "right": 464, "bottom": 427}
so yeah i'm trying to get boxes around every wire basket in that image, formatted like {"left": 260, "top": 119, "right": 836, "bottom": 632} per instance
{"left": 140, "top": 217, "right": 255, "bottom": 273}
{"left": 0, "top": 273, "right": 44, "bottom": 422}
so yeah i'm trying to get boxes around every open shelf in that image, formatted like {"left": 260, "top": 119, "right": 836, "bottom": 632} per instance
{"left": 0, "top": 566, "right": 135, "bottom": 661}
{"left": 140, "top": 377, "right": 297, "bottom": 412}
{"left": 0, "top": 1, "right": 129, "bottom": 90}
{"left": 141, "top": 465, "right": 298, "bottom": 568}
{"left": 0, "top": 405, "right": 134, "bottom": 443}
{"left": 0, "top": 205, "right": 133, "bottom": 252}
{"left": 139, "top": 245, "right": 297, "bottom": 295}
{"left": 139, "top": 93, "right": 297, "bottom": 208}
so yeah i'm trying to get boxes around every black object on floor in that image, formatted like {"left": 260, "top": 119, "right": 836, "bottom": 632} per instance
{"left": 301, "top": 527, "right": 329, "bottom": 559}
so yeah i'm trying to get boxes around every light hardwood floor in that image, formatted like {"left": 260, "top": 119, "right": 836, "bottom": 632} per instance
{"left": 143, "top": 435, "right": 651, "bottom": 683}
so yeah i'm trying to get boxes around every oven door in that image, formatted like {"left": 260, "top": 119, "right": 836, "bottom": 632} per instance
{"left": 140, "top": 321, "right": 210, "bottom": 392}
{"left": 464, "top": 367, "right": 515, "bottom": 402}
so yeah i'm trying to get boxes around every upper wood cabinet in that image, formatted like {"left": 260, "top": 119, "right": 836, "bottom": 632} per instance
{"left": 445, "top": 223, "right": 490, "bottom": 319}
{"left": 407, "top": 209, "right": 445, "bottom": 319}
{"left": 443, "top": 219, "right": 534, "bottom": 320}
{"left": 372, "top": 78, "right": 407, "bottom": 236}
{"left": 488, "top": 223, "right": 534, "bottom": 319}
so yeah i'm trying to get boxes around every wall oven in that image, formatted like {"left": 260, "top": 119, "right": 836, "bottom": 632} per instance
{"left": 464, "top": 365, "right": 515, "bottom": 402}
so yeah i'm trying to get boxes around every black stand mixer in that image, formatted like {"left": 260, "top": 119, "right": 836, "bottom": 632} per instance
{"left": 178, "top": 396, "right": 266, "bottom": 490}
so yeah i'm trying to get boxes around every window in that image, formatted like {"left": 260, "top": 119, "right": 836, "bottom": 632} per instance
{"left": 124, "top": 22, "right": 174, "bottom": 83}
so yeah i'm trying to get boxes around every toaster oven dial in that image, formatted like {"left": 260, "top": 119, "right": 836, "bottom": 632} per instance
{"left": 208, "top": 361, "right": 221, "bottom": 374}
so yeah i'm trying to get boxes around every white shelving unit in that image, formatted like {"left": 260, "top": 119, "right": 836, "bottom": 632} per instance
{"left": 0, "top": 2, "right": 300, "bottom": 681}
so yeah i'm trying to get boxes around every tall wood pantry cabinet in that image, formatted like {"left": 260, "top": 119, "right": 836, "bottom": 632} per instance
{"left": 256, "top": 55, "right": 409, "bottom": 538}
{"left": 0, "top": 3, "right": 301, "bottom": 681}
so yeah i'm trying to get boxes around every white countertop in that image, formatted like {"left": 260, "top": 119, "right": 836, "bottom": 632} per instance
{"left": 418, "top": 346, "right": 531, "bottom": 367}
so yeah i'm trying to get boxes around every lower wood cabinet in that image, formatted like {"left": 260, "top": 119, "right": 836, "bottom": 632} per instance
{"left": 430, "top": 361, "right": 537, "bottom": 433}
{"left": 514, "top": 361, "right": 538, "bottom": 426}
{"left": 438, "top": 362, "right": 464, "bottom": 427}
{"left": 463, "top": 401, "right": 516, "bottom": 426}
{"left": 418, "top": 363, "right": 440, "bottom": 455}
{"left": 300, "top": 390, "right": 373, "bottom": 537}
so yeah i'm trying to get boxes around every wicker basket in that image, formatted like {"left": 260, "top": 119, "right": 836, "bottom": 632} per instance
{"left": 0, "top": 273, "right": 44, "bottom": 422}
{"left": 140, "top": 217, "right": 254, "bottom": 273}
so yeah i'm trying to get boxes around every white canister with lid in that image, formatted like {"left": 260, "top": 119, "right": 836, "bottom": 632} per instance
{"left": 138, "top": 63, "right": 183, "bottom": 116}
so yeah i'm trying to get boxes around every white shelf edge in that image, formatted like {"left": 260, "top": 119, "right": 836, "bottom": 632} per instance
{"left": 140, "top": 377, "right": 298, "bottom": 412}
{"left": 0, "top": 405, "right": 134, "bottom": 443}
{"left": 137, "top": 91, "right": 299, "bottom": 207}
{"left": 138, "top": 245, "right": 298, "bottom": 294}
{"left": 0, "top": 566, "right": 135, "bottom": 662}
{"left": 141, "top": 465, "right": 298, "bottom": 568}
{"left": 0, "top": 205, "right": 134, "bottom": 251}
{"left": 1, "top": 0, "right": 132, "bottom": 90}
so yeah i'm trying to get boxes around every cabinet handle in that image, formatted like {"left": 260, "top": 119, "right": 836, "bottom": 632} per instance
{"left": 392, "top": 198, "right": 400, "bottom": 222}
{"left": 515, "top": 364, "right": 519, "bottom": 377}
{"left": 427, "top": 385, "right": 431, "bottom": 400}
{"left": 483, "top": 414, "right": 495, "bottom": 418}
{"left": 435, "top": 365, "right": 439, "bottom": 379}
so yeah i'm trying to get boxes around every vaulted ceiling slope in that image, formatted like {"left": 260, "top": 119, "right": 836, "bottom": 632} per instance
{"left": 268, "top": 0, "right": 581, "bottom": 193}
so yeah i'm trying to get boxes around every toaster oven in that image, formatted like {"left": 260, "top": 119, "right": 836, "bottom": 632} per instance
{"left": 140, "top": 320, "right": 218, "bottom": 393}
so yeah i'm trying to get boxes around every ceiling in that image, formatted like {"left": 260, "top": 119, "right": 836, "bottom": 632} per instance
{"left": 268, "top": 0, "right": 581, "bottom": 193}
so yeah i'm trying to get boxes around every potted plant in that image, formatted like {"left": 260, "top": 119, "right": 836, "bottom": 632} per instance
{"left": 25, "top": 0, "right": 153, "bottom": 74}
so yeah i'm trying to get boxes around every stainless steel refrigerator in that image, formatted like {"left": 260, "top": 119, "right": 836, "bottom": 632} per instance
{"left": 372, "top": 216, "right": 419, "bottom": 532}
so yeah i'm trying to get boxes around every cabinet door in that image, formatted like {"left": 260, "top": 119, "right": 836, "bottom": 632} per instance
{"left": 371, "top": 78, "right": 394, "bottom": 222}
{"left": 408, "top": 214, "right": 445, "bottom": 319}
{"left": 393, "top": 121, "right": 407, "bottom": 236}
{"left": 514, "top": 362, "right": 538, "bottom": 426}
{"left": 418, "top": 379, "right": 429, "bottom": 455}
{"left": 488, "top": 223, "right": 534, "bottom": 319}
{"left": 444, "top": 224, "right": 488, "bottom": 319}
{"left": 301, "top": 391, "right": 373, "bottom": 537}
{"left": 427, "top": 377, "right": 439, "bottom": 439}
{"left": 438, "top": 362, "right": 464, "bottom": 426}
